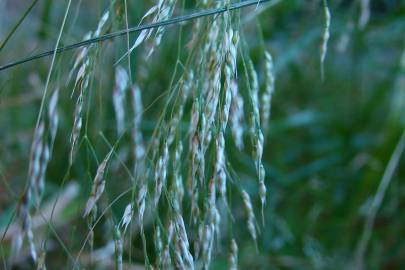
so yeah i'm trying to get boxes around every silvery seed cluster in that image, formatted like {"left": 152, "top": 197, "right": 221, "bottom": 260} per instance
{"left": 17, "top": 0, "right": 285, "bottom": 268}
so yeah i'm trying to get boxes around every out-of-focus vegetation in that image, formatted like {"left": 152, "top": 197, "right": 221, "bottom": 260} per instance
{"left": 0, "top": 0, "right": 404, "bottom": 269}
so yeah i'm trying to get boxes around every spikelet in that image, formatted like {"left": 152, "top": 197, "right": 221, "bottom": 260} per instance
{"left": 168, "top": 212, "right": 194, "bottom": 269}
{"left": 83, "top": 149, "right": 113, "bottom": 216}
{"left": 247, "top": 59, "right": 267, "bottom": 223}
{"left": 10, "top": 232, "right": 23, "bottom": 264}
{"left": 320, "top": 0, "right": 331, "bottom": 81}
{"left": 189, "top": 133, "right": 201, "bottom": 223}
{"left": 247, "top": 59, "right": 260, "bottom": 123}
{"left": 201, "top": 224, "right": 214, "bottom": 270}
{"left": 154, "top": 141, "right": 169, "bottom": 206}
{"left": 261, "top": 51, "right": 275, "bottom": 136}
{"left": 26, "top": 214, "right": 37, "bottom": 262}
{"left": 147, "top": 0, "right": 177, "bottom": 58}
{"left": 11, "top": 194, "right": 37, "bottom": 263}
{"left": 162, "top": 221, "right": 174, "bottom": 268}
{"left": 196, "top": 176, "right": 220, "bottom": 266}
{"left": 93, "top": 11, "right": 109, "bottom": 38}
{"left": 177, "top": 236, "right": 194, "bottom": 270}
{"left": 174, "top": 213, "right": 190, "bottom": 250}
{"left": 172, "top": 241, "right": 185, "bottom": 269}
{"left": 122, "top": 0, "right": 176, "bottom": 61}
{"left": 205, "top": 65, "right": 223, "bottom": 145}
{"left": 69, "top": 32, "right": 91, "bottom": 81}
{"left": 189, "top": 98, "right": 200, "bottom": 142}
{"left": 154, "top": 226, "right": 163, "bottom": 267}
{"left": 73, "top": 58, "right": 90, "bottom": 95}
{"left": 13, "top": 194, "right": 37, "bottom": 263}
{"left": 48, "top": 88, "right": 59, "bottom": 143}
{"left": 120, "top": 203, "right": 133, "bottom": 233}
{"left": 222, "top": 27, "right": 237, "bottom": 133}
{"left": 229, "top": 239, "right": 238, "bottom": 270}
{"left": 137, "top": 184, "right": 147, "bottom": 224}
{"left": 230, "top": 80, "right": 244, "bottom": 150}
{"left": 257, "top": 130, "right": 267, "bottom": 223}
{"left": 28, "top": 115, "right": 53, "bottom": 203}
{"left": 194, "top": 223, "right": 204, "bottom": 260}
{"left": 28, "top": 121, "right": 45, "bottom": 201}
{"left": 126, "top": 5, "right": 159, "bottom": 56}
{"left": 201, "top": 59, "right": 222, "bottom": 149}
{"left": 241, "top": 190, "right": 257, "bottom": 245}
{"left": 173, "top": 141, "right": 184, "bottom": 205}
{"left": 222, "top": 83, "right": 232, "bottom": 131}
{"left": 207, "top": 175, "right": 217, "bottom": 221}
{"left": 70, "top": 8, "right": 108, "bottom": 105}
{"left": 69, "top": 90, "right": 83, "bottom": 165}
{"left": 213, "top": 196, "right": 221, "bottom": 237}
{"left": 10, "top": 202, "right": 23, "bottom": 259}
{"left": 215, "top": 132, "right": 227, "bottom": 200}
{"left": 188, "top": 98, "right": 202, "bottom": 222}
{"left": 112, "top": 66, "right": 129, "bottom": 135}
{"left": 70, "top": 58, "right": 90, "bottom": 164}
{"left": 131, "top": 84, "right": 145, "bottom": 164}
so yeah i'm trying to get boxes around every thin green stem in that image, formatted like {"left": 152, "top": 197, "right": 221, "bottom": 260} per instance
{"left": 0, "top": 0, "right": 39, "bottom": 51}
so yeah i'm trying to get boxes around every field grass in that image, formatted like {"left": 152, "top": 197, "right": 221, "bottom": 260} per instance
{"left": 0, "top": 0, "right": 404, "bottom": 269}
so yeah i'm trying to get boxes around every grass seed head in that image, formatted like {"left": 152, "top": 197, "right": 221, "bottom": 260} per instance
{"left": 113, "top": 66, "right": 129, "bottom": 135}
{"left": 241, "top": 190, "right": 257, "bottom": 243}
{"left": 83, "top": 150, "right": 113, "bottom": 217}
{"left": 261, "top": 51, "right": 275, "bottom": 135}
{"left": 120, "top": 203, "right": 133, "bottom": 233}
{"left": 229, "top": 239, "right": 238, "bottom": 270}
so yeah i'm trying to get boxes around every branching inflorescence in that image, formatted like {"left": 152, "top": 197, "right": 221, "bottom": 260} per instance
{"left": 14, "top": 0, "right": 283, "bottom": 269}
